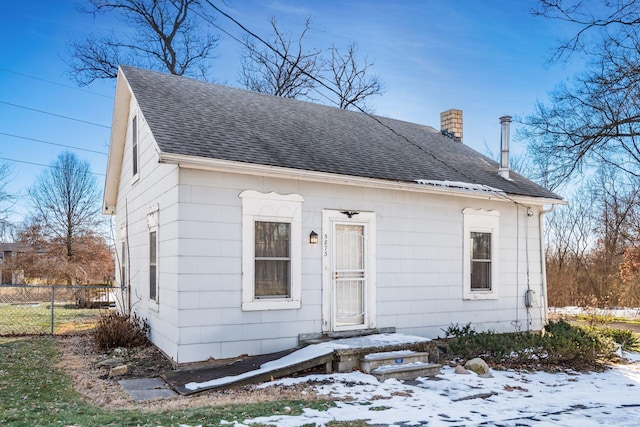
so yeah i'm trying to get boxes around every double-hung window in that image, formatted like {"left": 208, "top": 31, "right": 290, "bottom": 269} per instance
{"left": 240, "top": 190, "right": 303, "bottom": 311}
{"left": 147, "top": 205, "right": 159, "bottom": 306}
{"left": 121, "top": 240, "right": 127, "bottom": 287}
{"left": 463, "top": 208, "right": 499, "bottom": 300}
{"left": 132, "top": 114, "right": 139, "bottom": 180}
{"left": 254, "top": 221, "right": 291, "bottom": 298}
{"left": 149, "top": 230, "right": 158, "bottom": 301}
{"left": 470, "top": 232, "right": 491, "bottom": 290}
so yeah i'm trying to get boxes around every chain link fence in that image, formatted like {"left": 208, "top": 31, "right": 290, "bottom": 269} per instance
{"left": 0, "top": 284, "right": 120, "bottom": 335}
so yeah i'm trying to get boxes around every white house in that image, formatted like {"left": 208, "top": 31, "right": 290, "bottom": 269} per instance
{"left": 103, "top": 66, "right": 564, "bottom": 364}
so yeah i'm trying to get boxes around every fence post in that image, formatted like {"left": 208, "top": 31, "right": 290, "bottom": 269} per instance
{"left": 51, "top": 286, "right": 55, "bottom": 335}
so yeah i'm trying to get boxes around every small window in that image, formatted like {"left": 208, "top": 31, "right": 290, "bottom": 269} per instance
{"left": 147, "top": 205, "right": 159, "bottom": 305}
{"left": 121, "top": 240, "right": 127, "bottom": 287}
{"left": 255, "top": 221, "right": 291, "bottom": 298}
{"left": 463, "top": 208, "right": 499, "bottom": 300}
{"left": 149, "top": 230, "right": 157, "bottom": 301}
{"left": 470, "top": 232, "right": 491, "bottom": 290}
{"left": 132, "top": 115, "right": 139, "bottom": 178}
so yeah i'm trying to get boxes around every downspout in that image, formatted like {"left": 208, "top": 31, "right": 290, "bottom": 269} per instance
{"left": 538, "top": 204, "right": 555, "bottom": 326}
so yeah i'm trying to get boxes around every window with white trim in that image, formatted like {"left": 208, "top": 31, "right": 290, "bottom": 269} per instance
{"left": 147, "top": 205, "right": 159, "bottom": 305}
{"left": 132, "top": 114, "right": 139, "bottom": 180}
{"left": 121, "top": 239, "right": 127, "bottom": 287}
{"left": 119, "top": 223, "right": 128, "bottom": 289}
{"left": 463, "top": 208, "right": 499, "bottom": 300}
{"left": 240, "top": 190, "right": 303, "bottom": 311}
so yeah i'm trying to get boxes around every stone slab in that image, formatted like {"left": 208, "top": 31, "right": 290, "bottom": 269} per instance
{"left": 119, "top": 377, "right": 177, "bottom": 402}
{"left": 371, "top": 362, "right": 442, "bottom": 382}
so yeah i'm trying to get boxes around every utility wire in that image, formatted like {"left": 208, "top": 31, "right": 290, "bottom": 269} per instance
{"left": 0, "top": 132, "right": 108, "bottom": 155}
{"left": 0, "top": 156, "right": 105, "bottom": 177}
{"left": 0, "top": 68, "right": 113, "bottom": 99}
{"left": 0, "top": 101, "right": 111, "bottom": 129}
{"left": 202, "top": 1, "right": 534, "bottom": 209}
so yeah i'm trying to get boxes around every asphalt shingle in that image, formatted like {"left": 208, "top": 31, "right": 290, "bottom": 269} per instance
{"left": 120, "top": 66, "right": 562, "bottom": 201}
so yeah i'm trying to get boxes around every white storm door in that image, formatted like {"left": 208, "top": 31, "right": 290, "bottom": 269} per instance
{"left": 334, "top": 223, "right": 366, "bottom": 328}
{"left": 322, "top": 210, "right": 376, "bottom": 332}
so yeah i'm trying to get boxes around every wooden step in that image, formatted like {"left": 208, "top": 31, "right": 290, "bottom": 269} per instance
{"left": 360, "top": 350, "right": 430, "bottom": 373}
{"left": 371, "top": 362, "right": 442, "bottom": 382}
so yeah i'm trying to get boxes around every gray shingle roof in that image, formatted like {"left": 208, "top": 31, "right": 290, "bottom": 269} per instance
{"left": 121, "top": 66, "right": 562, "bottom": 201}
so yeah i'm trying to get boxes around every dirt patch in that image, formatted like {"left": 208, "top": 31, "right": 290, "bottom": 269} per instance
{"left": 57, "top": 334, "right": 323, "bottom": 411}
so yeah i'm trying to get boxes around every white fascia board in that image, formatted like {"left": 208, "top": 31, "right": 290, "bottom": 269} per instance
{"left": 158, "top": 152, "right": 566, "bottom": 206}
{"left": 103, "top": 68, "right": 133, "bottom": 215}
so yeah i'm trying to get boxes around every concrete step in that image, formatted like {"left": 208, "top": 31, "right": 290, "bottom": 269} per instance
{"left": 371, "top": 362, "right": 442, "bottom": 382}
{"left": 360, "top": 350, "right": 430, "bottom": 373}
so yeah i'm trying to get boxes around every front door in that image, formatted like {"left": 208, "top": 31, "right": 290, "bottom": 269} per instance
{"left": 322, "top": 210, "right": 376, "bottom": 332}
{"left": 334, "top": 223, "right": 366, "bottom": 327}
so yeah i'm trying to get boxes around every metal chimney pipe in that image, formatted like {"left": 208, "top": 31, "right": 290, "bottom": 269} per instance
{"left": 499, "top": 115, "right": 512, "bottom": 179}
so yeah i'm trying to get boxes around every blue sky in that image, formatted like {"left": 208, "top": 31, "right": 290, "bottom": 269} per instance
{"left": 1, "top": 0, "right": 581, "bottom": 225}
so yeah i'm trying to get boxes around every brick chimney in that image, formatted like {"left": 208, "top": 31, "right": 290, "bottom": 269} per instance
{"left": 440, "top": 109, "right": 463, "bottom": 142}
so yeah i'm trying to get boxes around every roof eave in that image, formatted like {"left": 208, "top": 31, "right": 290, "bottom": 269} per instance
{"left": 158, "top": 152, "right": 565, "bottom": 206}
{"left": 103, "top": 67, "right": 133, "bottom": 215}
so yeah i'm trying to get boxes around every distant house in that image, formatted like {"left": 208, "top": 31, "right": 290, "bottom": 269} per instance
{"left": 0, "top": 243, "right": 25, "bottom": 285}
{"left": 103, "top": 66, "right": 564, "bottom": 364}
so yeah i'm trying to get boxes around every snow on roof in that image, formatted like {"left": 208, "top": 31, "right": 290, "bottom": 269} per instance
{"left": 416, "top": 179, "right": 505, "bottom": 195}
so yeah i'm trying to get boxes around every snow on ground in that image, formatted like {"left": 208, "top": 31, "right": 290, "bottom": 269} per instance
{"left": 185, "top": 334, "right": 431, "bottom": 391}
{"left": 221, "top": 353, "right": 640, "bottom": 427}
{"left": 549, "top": 306, "right": 640, "bottom": 319}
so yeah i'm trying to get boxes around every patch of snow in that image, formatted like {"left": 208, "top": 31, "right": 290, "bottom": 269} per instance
{"left": 624, "top": 351, "right": 640, "bottom": 363}
{"left": 329, "top": 333, "right": 431, "bottom": 349}
{"left": 373, "top": 361, "right": 432, "bottom": 373}
{"left": 550, "top": 306, "right": 640, "bottom": 319}
{"left": 185, "top": 334, "right": 428, "bottom": 391}
{"left": 363, "top": 349, "right": 417, "bottom": 360}
{"left": 185, "top": 344, "right": 334, "bottom": 391}
{"left": 416, "top": 179, "right": 504, "bottom": 195}
{"left": 249, "top": 361, "right": 640, "bottom": 426}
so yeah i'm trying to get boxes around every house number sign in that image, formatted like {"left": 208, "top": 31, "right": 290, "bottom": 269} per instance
{"left": 323, "top": 233, "right": 328, "bottom": 257}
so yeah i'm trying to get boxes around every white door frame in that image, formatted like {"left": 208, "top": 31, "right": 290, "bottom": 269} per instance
{"left": 321, "top": 209, "right": 376, "bottom": 332}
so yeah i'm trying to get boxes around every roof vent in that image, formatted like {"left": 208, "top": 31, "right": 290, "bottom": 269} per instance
{"left": 440, "top": 109, "right": 462, "bottom": 142}
{"left": 499, "top": 115, "right": 512, "bottom": 179}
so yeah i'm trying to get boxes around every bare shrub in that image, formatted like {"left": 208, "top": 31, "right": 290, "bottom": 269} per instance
{"left": 92, "top": 312, "right": 149, "bottom": 351}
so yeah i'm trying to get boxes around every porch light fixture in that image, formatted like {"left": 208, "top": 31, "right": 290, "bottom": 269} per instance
{"left": 309, "top": 231, "right": 318, "bottom": 244}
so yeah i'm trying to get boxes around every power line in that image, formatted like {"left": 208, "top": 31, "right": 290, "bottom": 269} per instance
{"left": 0, "top": 132, "right": 108, "bottom": 155}
{"left": 203, "top": 1, "right": 514, "bottom": 201}
{"left": 0, "top": 101, "right": 111, "bottom": 129}
{"left": 205, "top": 2, "right": 545, "bottom": 210}
{"left": 0, "top": 156, "right": 105, "bottom": 177}
{"left": 0, "top": 68, "right": 113, "bottom": 99}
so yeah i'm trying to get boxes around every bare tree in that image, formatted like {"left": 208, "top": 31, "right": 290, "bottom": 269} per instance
{"left": 524, "top": 1, "right": 640, "bottom": 188}
{"left": 69, "top": 0, "right": 218, "bottom": 85}
{"left": 26, "top": 152, "right": 106, "bottom": 285}
{"left": 544, "top": 167, "right": 640, "bottom": 307}
{"left": 326, "top": 43, "right": 383, "bottom": 112}
{"left": 532, "top": 0, "right": 640, "bottom": 62}
{"left": 0, "top": 162, "right": 15, "bottom": 238}
{"left": 239, "top": 18, "right": 321, "bottom": 99}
